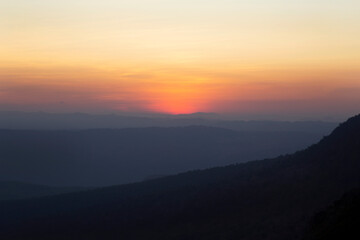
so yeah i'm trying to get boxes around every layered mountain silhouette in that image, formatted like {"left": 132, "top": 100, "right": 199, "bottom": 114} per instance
{"left": 0, "top": 111, "right": 337, "bottom": 133}
{"left": 0, "top": 114, "right": 359, "bottom": 239}
{"left": 0, "top": 127, "right": 324, "bottom": 186}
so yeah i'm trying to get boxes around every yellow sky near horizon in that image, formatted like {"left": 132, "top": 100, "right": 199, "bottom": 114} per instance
{"left": 1, "top": 0, "right": 360, "bottom": 118}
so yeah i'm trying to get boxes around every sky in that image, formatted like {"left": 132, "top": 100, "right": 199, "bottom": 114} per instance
{"left": 1, "top": 0, "right": 359, "bottom": 120}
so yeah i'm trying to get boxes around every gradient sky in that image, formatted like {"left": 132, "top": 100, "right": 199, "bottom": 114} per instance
{"left": 1, "top": 0, "right": 359, "bottom": 120}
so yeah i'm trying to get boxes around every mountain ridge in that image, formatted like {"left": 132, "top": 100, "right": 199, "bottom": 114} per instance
{"left": 0, "top": 114, "right": 359, "bottom": 239}
{"left": 0, "top": 111, "right": 337, "bottom": 133}
{"left": 0, "top": 126, "right": 324, "bottom": 186}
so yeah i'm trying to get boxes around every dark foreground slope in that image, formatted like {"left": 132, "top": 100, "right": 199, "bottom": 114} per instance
{"left": 304, "top": 189, "right": 360, "bottom": 240}
{"left": 0, "top": 126, "right": 322, "bottom": 186}
{"left": 0, "top": 115, "right": 359, "bottom": 240}
{"left": 0, "top": 181, "right": 86, "bottom": 201}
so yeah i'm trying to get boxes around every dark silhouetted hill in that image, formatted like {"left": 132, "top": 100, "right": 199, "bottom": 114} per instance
{"left": 0, "top": 114, "right": 359, "bottom": 239}
{"left": 304, "top": 188, "right": 360, "bottom": 240}
{"left": 0, "top": 126, "right": 323, "bottom": 186}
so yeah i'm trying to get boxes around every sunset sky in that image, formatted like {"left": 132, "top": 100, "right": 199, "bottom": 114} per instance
{"left": 1, "top": 0, "right": 359, "bottom": 120}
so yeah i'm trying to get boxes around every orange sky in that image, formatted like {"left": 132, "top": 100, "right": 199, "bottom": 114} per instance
{"left": 1, "top": 0, "right": 360, "bottom": 120}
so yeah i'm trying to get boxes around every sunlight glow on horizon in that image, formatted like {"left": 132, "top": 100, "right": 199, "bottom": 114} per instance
{"left": 1, "top": 0, "right": 360, "bottom": 119}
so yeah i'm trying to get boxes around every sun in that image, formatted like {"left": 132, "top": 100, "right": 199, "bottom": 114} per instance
{"left": 148, "top": 96, "right": 200, "bottom": 115}
{"left": 146, "top": 86, "right": 210, "bottom": 115}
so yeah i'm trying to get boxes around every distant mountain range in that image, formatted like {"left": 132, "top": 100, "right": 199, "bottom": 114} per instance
{"left": 0, "top": 114, "right": 359, "bottom": 239}
{"left": 0, "top": 126, "right": 328, "bottom": 186}
{"left": 0, "top": 111, "right": 337, "bottom": 133}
